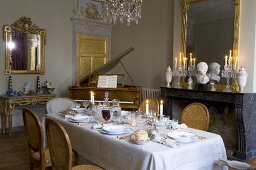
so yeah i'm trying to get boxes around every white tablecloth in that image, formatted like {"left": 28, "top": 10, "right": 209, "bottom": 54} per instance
{"left": 46, "top": 114, "right": 227, "bottom": 170}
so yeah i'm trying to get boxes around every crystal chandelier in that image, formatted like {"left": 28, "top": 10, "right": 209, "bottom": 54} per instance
{"left": 95, "top": 0, "right": 143, "bottom": 26}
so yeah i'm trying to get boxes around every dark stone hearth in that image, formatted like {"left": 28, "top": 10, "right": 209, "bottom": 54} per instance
{"left": 161, "top": 87, "right": 256, "bottom": 161}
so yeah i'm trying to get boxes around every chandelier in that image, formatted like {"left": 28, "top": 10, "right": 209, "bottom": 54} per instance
{"left": 95, "top": 0, "right": 143, "bottom": 26}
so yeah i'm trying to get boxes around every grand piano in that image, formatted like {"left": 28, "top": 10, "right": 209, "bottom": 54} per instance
{"left": 68, "top": 47, "right": 141, "bottom": 110}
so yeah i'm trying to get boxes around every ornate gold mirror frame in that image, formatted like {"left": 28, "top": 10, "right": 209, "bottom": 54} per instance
{"left": 3, "top": 17, "right": 46, "bottom": 74}
{"left": 181, "top": 0, "right": 240, "bottom": 58}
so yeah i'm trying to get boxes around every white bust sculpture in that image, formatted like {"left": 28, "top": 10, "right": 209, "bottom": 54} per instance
{"left": 207, "top": 62, "right": 221, "bottom": 83}
{"left": 196, "top": 62, "right": 209, "bottom": 84}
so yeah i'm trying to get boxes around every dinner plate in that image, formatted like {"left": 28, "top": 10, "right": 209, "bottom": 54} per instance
{"left": 167, "top": 131, "right": 196, "bottom": 143}
{"left": 71, "top": 108, "right": 86, "bottom": 112}
{"left": 102, "top": 125, "right": 126, "bottom": 134}
{"left": 69, "top": 116, "right": 93, "bottom": 123}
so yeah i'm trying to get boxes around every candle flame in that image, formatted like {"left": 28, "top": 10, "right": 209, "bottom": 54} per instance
{"left": 160, "top": 100, "right": 163, "bottom": 105}
{"left": 146, "top": 99, "right": 149, "bottom": 104}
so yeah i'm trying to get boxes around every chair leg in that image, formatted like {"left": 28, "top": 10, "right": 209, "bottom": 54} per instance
{"left": 30, "top": 161, "right": 33, "bottom": 170}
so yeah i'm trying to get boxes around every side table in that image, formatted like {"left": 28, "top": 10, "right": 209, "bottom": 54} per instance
{"left": 0, "top": 94, "right": 55, "bottom": 136}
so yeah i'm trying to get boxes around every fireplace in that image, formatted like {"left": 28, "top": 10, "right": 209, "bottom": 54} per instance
{"left": 161, "top": 87, "right": 256, "bottom": 161}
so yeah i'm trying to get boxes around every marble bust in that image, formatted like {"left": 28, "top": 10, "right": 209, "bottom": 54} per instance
{"left": 196, "top": 62, "right": 209, "bottom": 84}
{"left": 207, "top": 62, "right": 221, "bottom": 83}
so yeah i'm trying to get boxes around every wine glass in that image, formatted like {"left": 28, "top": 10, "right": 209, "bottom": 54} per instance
{"left": 102, "top": 108, "right": 111, "bottom": 123}
{"left": 82, "top": 100, "right": 90, "bottom": 109}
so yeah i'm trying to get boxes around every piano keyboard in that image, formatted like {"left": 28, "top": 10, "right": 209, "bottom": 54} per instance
{"left": 74, "top": 99, "right": 134, "bottom": 104}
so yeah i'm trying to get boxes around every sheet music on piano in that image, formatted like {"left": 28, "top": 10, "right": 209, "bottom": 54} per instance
{"left": 97, "top": 75, "right": 117, "bottom": 88}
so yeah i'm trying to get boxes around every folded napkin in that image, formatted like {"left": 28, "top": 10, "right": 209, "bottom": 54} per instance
{"left": 179, "top": 123, "right": 187, "bottom": 129}
{"left": 154, "top": 137, "right": 177, "bottom": 148}
{"left": 169, "top": 123, "right": 188, "bottom": 130}
{"left": 164, "top": 139, "right": 177, "bottom": 148}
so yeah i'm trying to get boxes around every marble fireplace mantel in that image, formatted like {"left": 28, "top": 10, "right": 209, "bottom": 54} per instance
{"left": 161, "top": 87, "right": 256, "bottom": 160}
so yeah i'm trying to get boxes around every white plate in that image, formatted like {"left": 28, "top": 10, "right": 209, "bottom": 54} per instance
{"left": 167, "top": 131, "right": 196, "bottom": 143}
{"left": 102, "top": 125, "right": 126, "bottom": 133}
{"left": 69, "top": 116, "right": 93, "bottom": 123}
{"left": 71, "top": 108, "right": 86, "bottom": 112}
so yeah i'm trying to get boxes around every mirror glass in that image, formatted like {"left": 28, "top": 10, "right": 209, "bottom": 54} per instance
{"left": 3, "top": 17, "right": 46, "bottom": 74}
{"left": 182, "top": 0, "right": 240, "bottom": 66}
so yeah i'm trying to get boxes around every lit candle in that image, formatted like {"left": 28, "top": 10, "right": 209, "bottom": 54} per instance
{"left": 179, "top": 52, "right": 182, "bottom": 64}
{"left": 228, "top": 50, "right": 232, "bottom": 65}
{"left": 146, "top": 99, "right": 149, "bottom": 116}
{"left": 90, "top": 91, "right": 95, "bottom": 104}
{"left": 193, "top": 58, "right": 196, "bottom": 67}
{"left": 184, "top": 57, "right": 187, "bottom": 68}
{"left": 225, "top": 55, "right": 228, "bottom": 66}
{"left": 175, "top": 57, "right": 177, "bottom": 68}
{"left": 160, "top": 100, "right": 163, "bottom": 118}
{"left": 189, "top": 53, "right": 192, "bottom": 65}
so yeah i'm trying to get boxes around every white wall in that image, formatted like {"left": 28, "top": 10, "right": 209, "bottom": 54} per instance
{"left": 0, "top": 0, "right": 74, "bottom": 129}
{"left": 239, "top": 0, "right": 256, "bottom": 92}
{"left": 0, "top": 0, "right": 74, "bottom": 96}
{"left": 111, "top": 0, "right": 174, "bottom": 89}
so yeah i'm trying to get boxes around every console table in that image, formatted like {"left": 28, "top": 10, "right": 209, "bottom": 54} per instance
{"left": 161, "top": 87, "right": 256, "bottom": 161}
{"left": 0, "top": 94, "right": 55, "bottom": 136}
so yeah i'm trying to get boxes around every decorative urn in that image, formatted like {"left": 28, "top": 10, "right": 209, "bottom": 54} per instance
{"left": 236, "top": 66, "right": 248, "bottom": 92}
{"left": 165, "top": 66, "right": 172, "bottom": 87}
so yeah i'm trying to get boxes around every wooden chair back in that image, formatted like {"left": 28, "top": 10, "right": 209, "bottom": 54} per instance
{"left": 22, "top": 107, "right": 45, "bottom": 170}
{"left": 181, "top": 102, "right": 209, "bottom": 131}
{"left": 139, "top": 98, "right": 159, "bottom": 116}
{"left": 45, "top": 118, "right": 72, "bottom": 170}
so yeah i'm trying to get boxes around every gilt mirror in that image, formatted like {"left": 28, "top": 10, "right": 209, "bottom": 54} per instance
{"left": 181, "top": 0, "right": 240, "bottom": 65}
{"left": 3, "top": 17, "right": 46, "bottom": 74}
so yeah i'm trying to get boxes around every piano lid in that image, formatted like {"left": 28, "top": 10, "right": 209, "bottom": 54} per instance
{"left": 80, "top": 47, "right": 135, "bottom": 85}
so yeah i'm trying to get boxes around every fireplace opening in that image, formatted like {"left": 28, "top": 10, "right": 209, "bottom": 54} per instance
{"left": 172, "top": 100, "right": 237, "bottom": 157}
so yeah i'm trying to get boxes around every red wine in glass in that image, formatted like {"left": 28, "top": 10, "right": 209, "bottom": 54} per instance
{"left": 102, "top": 109, "right": 111, "bottom": 122}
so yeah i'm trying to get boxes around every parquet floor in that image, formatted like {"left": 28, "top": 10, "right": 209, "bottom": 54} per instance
{"left": 0, "top": 130, "right": 29, "bottom": 170}
{"left": 0, "top": 129, "right": 256, "bottom": 170}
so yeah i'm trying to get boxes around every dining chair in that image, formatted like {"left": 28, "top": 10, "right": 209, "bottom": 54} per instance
{"left": 45, "top": 118, "right": 103, "bottom": 170}
{"left": 22, "top": 107, "right": 52, "bottom": 170}
{"left": 46, "top": 97, "right": 77, "bottom": 114}
{"left": 139, "top": 98, "right": 159, "bottom": 116}
{"left": 216, "top": 159, "right": 256, "bottom": 170}
{"left": 181, "top": 102, "right": 209, "bottom": 131}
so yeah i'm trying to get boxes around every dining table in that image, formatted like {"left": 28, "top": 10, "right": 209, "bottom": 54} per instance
{"left": 45, "top": 112, "right": 227, "bottom": 170}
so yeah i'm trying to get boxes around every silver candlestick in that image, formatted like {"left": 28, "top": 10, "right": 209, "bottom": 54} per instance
{"left": 186, "top": 64, "right": 196, "bottom": 89}
{"left": 222, "top": 62, "right": 236, "bottom": 92}
{"left": 173, "top": 64, "right": 186, "bottom": 88}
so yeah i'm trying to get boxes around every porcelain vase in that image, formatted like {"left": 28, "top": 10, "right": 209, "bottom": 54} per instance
{"left": 236, "top": 66, "right": 248, "bottom": 92}
{"left": 165, "top": 66, "right": 172, "bottom": 87}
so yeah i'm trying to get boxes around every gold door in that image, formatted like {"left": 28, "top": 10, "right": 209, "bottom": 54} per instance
{"left": 76, "top": 34, "right": 108, "bottom": 81}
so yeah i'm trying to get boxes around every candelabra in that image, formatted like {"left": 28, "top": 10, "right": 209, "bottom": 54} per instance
{"left": 186, "top": 64, "right": 196, "bottom": 89}
{"left": 222, "top": 62, "right": 236, "bottom": 92}
{"left": 173, "top": 64, "right": 186, "bottom": 88}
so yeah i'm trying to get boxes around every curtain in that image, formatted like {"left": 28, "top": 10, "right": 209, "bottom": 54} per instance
{"left": 11, "top": 32, "right": 27, "bottom": 70}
